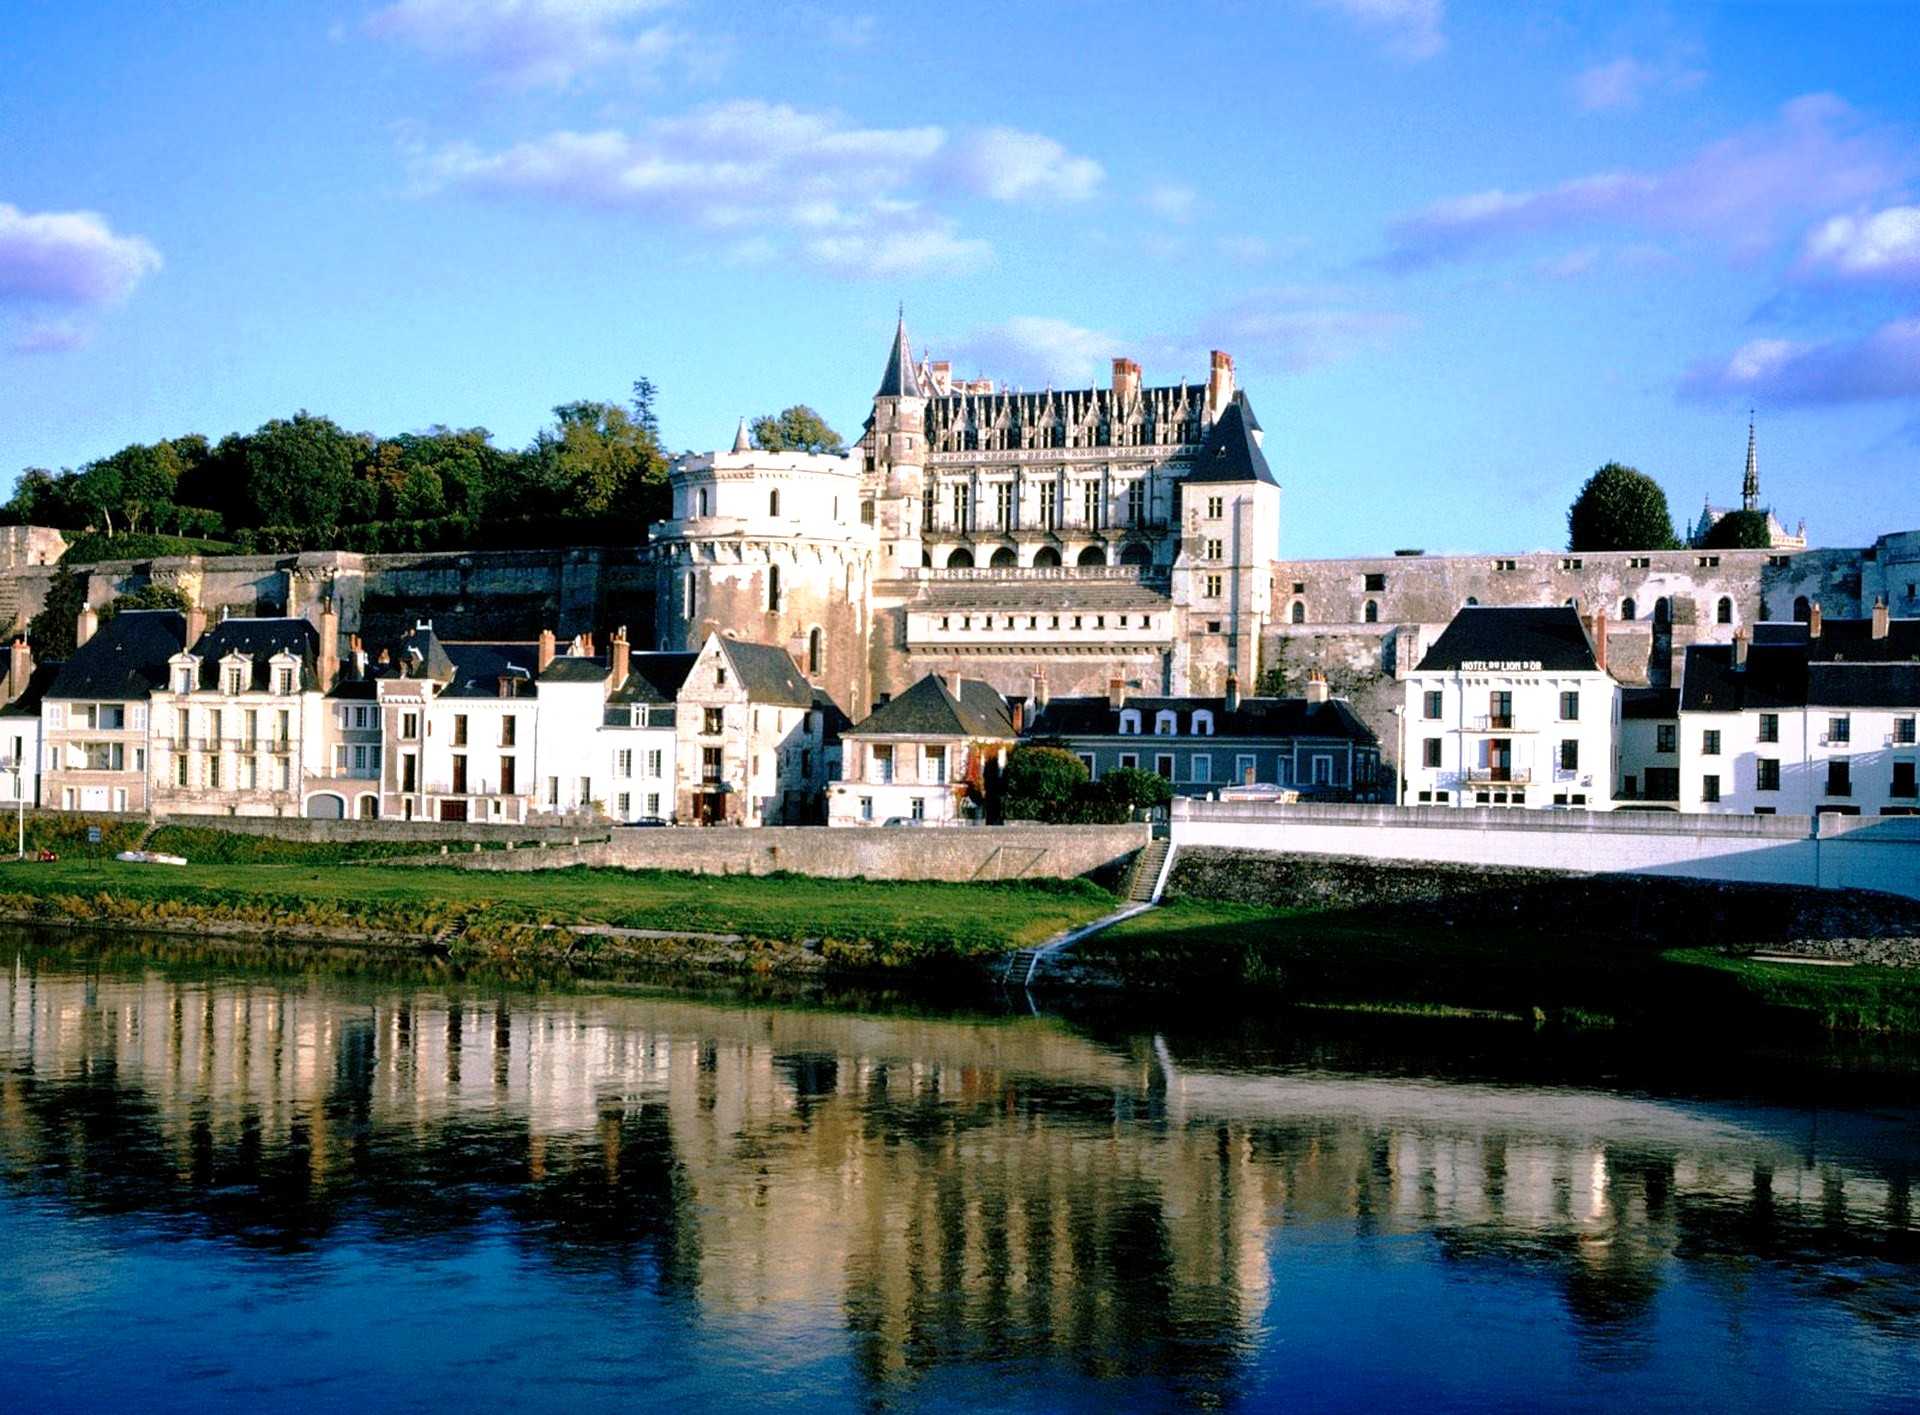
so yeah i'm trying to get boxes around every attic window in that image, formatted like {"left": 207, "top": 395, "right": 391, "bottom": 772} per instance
{"left": 1118, "top": 709, "right": 1142, "bottom": 735}
{"left": 1154, "top": 710, "right": 1177, "bottom": 735}
{"left": 1192, "top": 710, "right": 1214, "bottom": 736}
{"left": 224, "top": 668, "right": 244, "bottom": 695}
{"left": 716, "top": 666, "right": 727, "bottom": 688}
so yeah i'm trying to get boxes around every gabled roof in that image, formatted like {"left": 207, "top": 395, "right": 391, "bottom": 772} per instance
{"left": 539, "top": 656, "right": 611, "bottom": 685}
{"left": 1416, "top": 606, "right": 1600, "bottom": 674}
{"left": 611, "top": 651, "right": 700, "bottom": 705}
{"left": 0, "top": 661, "right": 63, "bottom": 718}
{"left": 394, "top": 624, "right": 457, "bottom": 684}
{"left": 876, "top": 313, "right": 920, "bottom": 398}
{"left": 1185, "top": 393, "right": 1277, "bottom": 486}
{"left": 48, "top": 610, "right": 187, "bottom": 701}
{"left": 1806, "top": 617, "right": 1920, "bottom": 664}
{"left": 441, "top": 642, "right": 541, "bottom": 698}
{"left": 1680, "top": 643, "right": 1808, "bottom": 712}
{"left": 848, "top": 673, "right": 1015, "bottom": 739}
{"left": 717, "top": 637, "right": 815, "bottom": 707}
{"left": 184, "top": 617, "right": 318, "bottom": 691}
{"left": 1026, "top": 693, "right": 1378, "bottom": 746}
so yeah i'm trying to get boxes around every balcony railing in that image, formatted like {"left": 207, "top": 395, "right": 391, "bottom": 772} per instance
{"left": 1467, "top": 767, "right": 1530, "bottom": 784}
{"left": 1468, "top": 715, "right": 1519, "bottom": 732}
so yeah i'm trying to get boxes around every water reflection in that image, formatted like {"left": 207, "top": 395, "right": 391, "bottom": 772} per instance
{"left": 2, "top": 937, "right": 1917, "bottom": 1412}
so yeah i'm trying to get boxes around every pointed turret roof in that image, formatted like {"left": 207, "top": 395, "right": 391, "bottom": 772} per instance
{"left": 1186, "top": 392, "right": 1277, "bottom": 486}
{"left": 876, "top": 311, "right": 920, "bottom": 398}
{"left": 732, "top": 416, "right": 752, "bottom": 453}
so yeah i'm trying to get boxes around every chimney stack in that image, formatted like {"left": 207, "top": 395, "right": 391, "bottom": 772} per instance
{"left": 1224, "top": 674, "right": 1240, "bottom": 713}
{"left": 7, "top": 637, "right": 31, "bottom": 701}
{"left": 76, "top": 604, "right": 98, "bottom": 649}
{"left": 1205, "top": 349, "right": 1235, "bottom": 419}
{"left": 611, "top": 626, "right": 631, "bottom": 689}
{"left": 538, "top": 628, "right": 556, "bottom": 673}
{"left": 1872, "top": 598, "right": 1889, "bottom": 640}
{"left": 1733, "top": 628, "right": 1750, "bottom": 670}
{"left": 1304, "top": 672, "right": 1330, "bottom": 705}
{"left": 186, "top": 602, "right": 207, "bottom": 648}
{"left": 318, "top": 599, "right": 339, "bottom": 691}
{"left": 947, "top": 670, "right": 965, "bottom": 700}
{"left": 1031, "top": 668, "right": 1050, "bottom": 711}
{"left": 1108, "top": 676, "right": 1127, "bottom": 710}
{"left": 1589, "top": 608, "right": 1608, "bottom": 675}
{"left": 1808, "top": 602, "right": 1823, "bottom": 640}
{"left": 1011, "top": 700, "right": 1025, "bottom": 734}
{"left": 1111, "top": 357, "right": 1141, "bottom": 405}
{"left": 349, "top": 634, "right": 366, "bottom": 680}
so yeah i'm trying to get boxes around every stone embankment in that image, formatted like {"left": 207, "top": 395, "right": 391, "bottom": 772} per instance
{"left": 1165, "top": 848, "right": 1920, "bottom": 966}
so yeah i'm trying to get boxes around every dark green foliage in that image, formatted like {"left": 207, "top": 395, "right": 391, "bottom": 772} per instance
{"left": 1698, "top": 508, "right": 1775, "bottom": 549}
{"left": 99, "top": 581, "right": 194, "bottom": 623}
{"left": 999, "top": 745, "right": 1091, "bottom": 822}
{"left": 750, "top": 405, "right": 845, "bottom": 454}
{"left": 1567, "top": 463, "right": 1680, "bottom": 552}
{"left": 62, "top": 532, "right": 233, "bottom": 562}
{"left": 1097, "top": 767, "right": 1174, "bottom": 812}
{"left": 25, "top": 570, "right": 88, "bottom": 659}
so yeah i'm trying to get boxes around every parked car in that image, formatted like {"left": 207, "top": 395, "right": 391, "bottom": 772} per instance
{"left": 619, "top": 817, "right": 672, "bottom": 828}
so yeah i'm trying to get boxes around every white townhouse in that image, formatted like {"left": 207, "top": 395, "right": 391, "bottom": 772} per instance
{"left": 1679, "top": 605, "right": 1919, "bottom": 816}
{"left": 674, "top": 633, "right": 831, "bottom": 826}
{"left": 828, "top": 672, "right": 1016, "bottom": 826}
{"left": 534, "top": 629, "right": 687, "bottom": 823}
{"left": 1402, "top": 606, "right": 1619, "bottom": 809}
{"left": 0, "top": 638, "right": 50, "bottom": 808}
{"left": 40, "top": 608, "right": 185, "bottom": 814}
{"left": 375, "top": 623, "right": 541, "bottom": 824}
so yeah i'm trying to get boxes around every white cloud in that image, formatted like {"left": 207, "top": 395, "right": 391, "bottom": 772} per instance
{"left": 365, "top": 0, "right": 686, "bottom": 90}
{"left": 1211, "top": 286, "right": 1412, "bottom": 371}
{"left": 1142, "top": 182, "right": 1197, "bottom": 224}
{"left": 944, "top": 317, "right": 1122, "bottom": 387}
{"left": 1315, "top": 0, "right": 1445, "bottom": 62}
{"left": 1798, "top": 205, "right": 1920, "bottom": 282}
{"left": 0, "top": 203, "right": 162, "bottom": 306}
{"left": 1680, "top": 315, "right": 1920, "bottom": 405}
{"left": 941, "top": 128, "right": 1103, "bottom": 202}
{"left": 1573, "top": 55, "right": 1706, "bottom": 113}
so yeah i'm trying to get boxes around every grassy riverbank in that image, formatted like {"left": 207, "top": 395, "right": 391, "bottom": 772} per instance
{"left": 0, "top": 857, "right": 1116, "bottom": 971}
{"left": 1084, "top": 897, "right": 1920, "bottom": 1033}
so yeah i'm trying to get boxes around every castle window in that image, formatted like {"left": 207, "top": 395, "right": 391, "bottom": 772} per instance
{"left": 951, "top": 483, "right": 969, "bottom": 529}
{"left": 1208, "top": 497, "right": 1224, "bottom": 519}
{"left": 1205, "top": 574, "right": 1223, "bottom": 598}
{"left": 1717, "top": 596, "right": 1734, "bottom": 624}
{"left": 769, "top": 489, "right": 780, "bottom": 517}
{"left": 1154, "top": 710, "right": 1178, "bottom": 735}
{"left": 1364, "top": 600, "right": 1379, "bottom": 623}
{"left": 860, "top": 500, "right": 874, "bottom": 525}
{"left": 1038, "top": 483, "right": 1058, "bottom": 531}
{"left": 1364, "top": 573, "right": 1387, "bottom": 592}
{"left": 1118, "top": 710, "right": 1142, "bottom": 735}
{"left": 767, "top": 564, "right": 781, "bottom": 612}
{"left": 697, "top": 488, "right": 709, "bottom": 517}
{"left": 1081, "top": 482, "right": 1100, "bottom": 529}
{"left": 1465, "top": 596, "right": 1478, "bottom": 606}
{"left": 995, "top": 482, "right": 1015, "bottom": 528}
{"left": 1290, "top": 601, "right": 1305, "bottom": 624}
{"left": 1620, "top": 597, "right": 1636, "bottom": 621}
{"left": 807, "top": 627, "right": 822, "bottom": 675}
{"left": 1127, "top": 482, "right": 1145, "bottom": 527}
{"left": 1205, "top": 538, "right": 1224, "bottom": 560}
{"left": 1793, "top": 596, "right": 1811, "bottom": 622}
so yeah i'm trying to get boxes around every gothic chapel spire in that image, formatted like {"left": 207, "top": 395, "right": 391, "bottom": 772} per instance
{"left": 1741, "top": 411, "right": 1759, "bottom": 512}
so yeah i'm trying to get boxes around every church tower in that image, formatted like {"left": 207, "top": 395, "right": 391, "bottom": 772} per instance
{"left": 868, "top": 312, "right": 927, "bottom": 574}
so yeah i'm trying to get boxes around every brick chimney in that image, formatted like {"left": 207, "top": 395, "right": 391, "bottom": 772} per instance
{"left": 1108, "top": 676, "right": 1127, "bottom": 710}
{"left": 1808, "top": 602, "right": 1823, "bottom": 639}
{"left": 1304, "top": 672, "right": 1330, "bottom": 705}
{"left": 1733, "top": 628, "right": 1750, "bottom": 670}
{"left": 1205, "top": 349, "right": 1235, "bottom": 419}
{"left": 1224, "top": 674, "right": 1240, "bottom": 713}
{"left": 76, "top": 604, "right": 97, "bottom": 648}
{"left": 186, "top": 602, "right": 207, "bottom": 649}
{"left": 1011, "top": 700, "right": 1025, "bottom": 734}
{"left": 1589, "top": 608, "right": 1608, "bottom": 674}
{"left": 537, "top": 628, "right": 556, "bottom": 673}
{"left": 349, "top": 634, "right": 366, "bottom": 680}
{"left": 318, "top": 599, "right": 339, "bottom": 691}
{"left": 611, "top": 625, "right": 631, "bottom": 689}
{"left": 1111, "top": 356, "right": 1141, "bottom": 404}
{"left": 1872, "top": 598, "right": 1889, "bottom": 640}
{"left": 7, "top": 638, "right": 31, "bottom": 701}
{"left": 1031, "top": 668, "right": 1049, "bottom": 710}
{"left": 947, "top": 670, "right": 965, "bottom": 699}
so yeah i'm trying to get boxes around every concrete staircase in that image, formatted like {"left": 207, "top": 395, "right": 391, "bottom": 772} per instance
{"left": 1124, "top": 840, "right": 1171, "bottom": 903}
{"left": 1001, "top": 948, "right": 1042, "bottom": 988}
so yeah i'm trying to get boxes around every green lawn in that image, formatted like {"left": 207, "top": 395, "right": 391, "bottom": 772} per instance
{"left": 0, "top": 858, "right": 1116, "bottom": 966}
{"left": 1086, "top": 897, "right": 1920, "bottom": 1034}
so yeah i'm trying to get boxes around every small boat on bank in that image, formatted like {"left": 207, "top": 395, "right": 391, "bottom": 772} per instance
{"left": 115, "top": 851, "right": 189, "bottom": 867}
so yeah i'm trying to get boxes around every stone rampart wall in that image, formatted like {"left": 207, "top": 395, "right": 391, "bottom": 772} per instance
{"left": 1169, "top": 799, "right": 1920, "bottom": 901}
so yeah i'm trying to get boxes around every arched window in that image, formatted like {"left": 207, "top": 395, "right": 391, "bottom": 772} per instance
{"left": 807, "top": 627, "right": 822, "bottom": 675}
{"left": 1118, "top": 709, "right": 1141, "bottom": 735}
{"left": 1032, "top": 547, "right": 1061, "bottom": 568}
{"left": 1191, "top": 710, "right": 1214, "bottom": 736}
{"left": 990, "top": 547, "right": 1018, "bottom": 567}
{"left": 1077, "top": 546, "right": 1106, "bottom": 567}
{"left": 1620, "top": 597, "right": 1636, "bottom": 621}
{"left": 1654, "top": 596, "right": 1671, "bottom": 626}
{"left": 1717, "top": 596, "right": 1734, "bottom": 625}
{"left": 1290, "top": 601, "right": 1305, "bottom": 624}
{"left": 769, "top": 489, "right": 781, "bottom": 517}
{"left": 946, "top": 548, "right": 974, "bottom": 569}
{"left": 767, "top": 563, "right": 781, "bottom": 612}
{"left": 1154, "top": 710, "right": 1178, "bottom": 735}
{"left": 683, "top": 573, "right": 696, "bottom": 619}
{"left": 697, "top": 487, "right": 710, "bottom": 517}
{"left": 1793, "top": 595, "right": 1811, "bottom": 622}
{"left": 1363, "top": 600, "right": 1379, "bottom": 623}
{"left": 1120, "top": 543, "right": 1152, "bottom": 567}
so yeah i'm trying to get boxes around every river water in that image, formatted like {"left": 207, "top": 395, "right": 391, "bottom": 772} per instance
{"left": 2, "top": 934, "right": 1917, "bottom": 1413}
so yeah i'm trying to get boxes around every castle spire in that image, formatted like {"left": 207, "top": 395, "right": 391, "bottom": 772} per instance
{"left": 732, "top": 416, "right": 751, "bottom": 454}
{"left": 876, "top": 309, "right": 920, "bottom": 398}
{"left": 1741, "top": 410, "right": 1759, "bottom": 512}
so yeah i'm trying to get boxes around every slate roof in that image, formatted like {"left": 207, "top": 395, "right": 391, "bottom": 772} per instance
{"left": 1026, "top": 694, "right": 1378, "bottom": 745}
{"left": 1680, "top": 643, "right": 1809, "bottom": 712}
{"left": 184, "top": 617, "right": 319, "bottom": 691}
{"left": 0, "top": 661, "right": 63, "bottom": 718}
{"left": 1184, "top": 393, "right": 1277, "bottom": 487}
{"left": 876, "top": 315, "right": 920, "bottom": 398}
{"left": 718, "top": 637, "right": 815, "bottom": 707}
{"left": 1807, "top": 662, "right": 1920, "bottom": 709}
{"left": 539, "top": 655, "right": 612, "bottom": 684}
{"left": 47, "top": 610, "right": 187, "bottom": 701}
{"left": 441, "top": 642, "right": 541, "bottom": 698}
{"left": 1620, "top": 686, "right": 1679, "bottom": 721}
{"left": 1416, "top": 606, "right": 1600, "bottom": 674}
{"left": 848, "top": 674, "right": 1015, "bottom": 739}
{"left": 1806, "top": 617, "right": 1920, "bottom": 664}
{"left": 611, "top": 651, "right": 699, "bottom": 706}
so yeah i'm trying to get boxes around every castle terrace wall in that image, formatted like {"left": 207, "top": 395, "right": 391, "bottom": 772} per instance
{"left": 454, "top": 823, "right": 1150, "bottom": 882}
{"left": 1169, "top": 799, "right": 1920, "bottom": 901}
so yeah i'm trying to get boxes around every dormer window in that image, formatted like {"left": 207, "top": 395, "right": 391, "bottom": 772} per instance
{"left": 1154, "top": 710, "right": 1178, "bottom": 735}
{"left": 1192, "top": 710, "right": 1214, "bottom": 736}
{"left": 174, "top": 667, "right": 193, "bottom": 694}
{"left": 1118, "top": 709, "right": 1142, "bottom": 735}
{"left": 275, "top": 667, "right": 295, "bottom": 695}
{"left": 224, "top": 667, "right": 244, "bottom": 695}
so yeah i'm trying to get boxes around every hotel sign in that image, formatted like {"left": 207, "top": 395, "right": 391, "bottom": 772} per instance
{"left": 1460, "top": 660, "right": 1542, "bottom": 672}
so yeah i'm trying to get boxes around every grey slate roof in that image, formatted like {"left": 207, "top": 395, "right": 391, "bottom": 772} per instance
{"left": 185, "top": 617, "right": 319, "bottom": 691}
{"left": 611, "top": 651, "right": 699, "bottom": 705}
{"left": 48, "top": 610, "right": 187, "bottom": 700}
{"left": 1680, "top": 643, "right": 1808, "bottom": 712}
{"left": 1026, "top": 694, "right": 1378, "bottom": 745}
{"left": 539, "top": 656, "right": 612, "bottom": 684}
{"left": 1620, "top": 686, "right": 1679, "bottom": 721}
{"left": 1184, "top": 393, "right": 1277, "bottom": 487}
{"left": 719, "top": 638, "right": 815, "bottom": 707}
{"left": 848, "top": 673, "right": 1015, "bottom": 739}
{"left": 441, "top": 642, "right": 541, "bottom": 698}
{"left": 1807, "top": 663, "right": 1920, "bottom": 709}
{"left": 876, "top": 315, "right": 920, "bottom": 398}
{"left": 1416, "top": 606, "right": 1600, "bottom": 674}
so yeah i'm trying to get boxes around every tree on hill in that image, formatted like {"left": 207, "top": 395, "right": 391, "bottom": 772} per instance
{"left": 751, "top": 405, "right": 845, "bottom": 455}
{"left": 1698, "top": 509, "right": 1774, "bottom": 550}
{"left": 1567, "top": 463, "right": 1679, "bottom": 552}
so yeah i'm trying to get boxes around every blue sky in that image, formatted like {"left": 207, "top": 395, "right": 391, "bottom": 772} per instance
{"left": 3, "top": 0, "right": 1917, "bottom": 555}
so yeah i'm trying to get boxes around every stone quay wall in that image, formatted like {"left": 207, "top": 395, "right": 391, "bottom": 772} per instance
{"left": 1169, "top": 799, "right": 1920, "bottom": 902}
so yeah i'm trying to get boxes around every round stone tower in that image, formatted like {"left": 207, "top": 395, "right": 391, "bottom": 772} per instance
{"left": 865, "top": 313, "right": 927, "bottom": 575}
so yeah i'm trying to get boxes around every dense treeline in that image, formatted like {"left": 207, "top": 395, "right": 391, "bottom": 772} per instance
{"left": 3, "top": 380, "right": 671, "bottom": 557}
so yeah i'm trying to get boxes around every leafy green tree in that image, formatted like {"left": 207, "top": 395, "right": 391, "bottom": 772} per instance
{"left": 528, "top": 400, "right": 665, "bottom": 521}
{"left": 245, "top": 412, "right": 366, "bottom": 535}
{"left": 99, "top": 581, "right": 194, "bottom": 624}
{"left": 751, "top": 405, "right": 845, "bottom": 455}
{"left": 1567, "top": 463, "right": 1679, "bottom": 552}
{"left": 26, "top": 570, "right": 88, "bottom": 659}
{"left": 1698, "top": 509, "right": 1774, "bottom": 549}
{"left": 1097, "top": 767, "right": 1174, "bottom": 813}
{"left": 997, "top": 745, "right": 1090, "bottom": 822}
